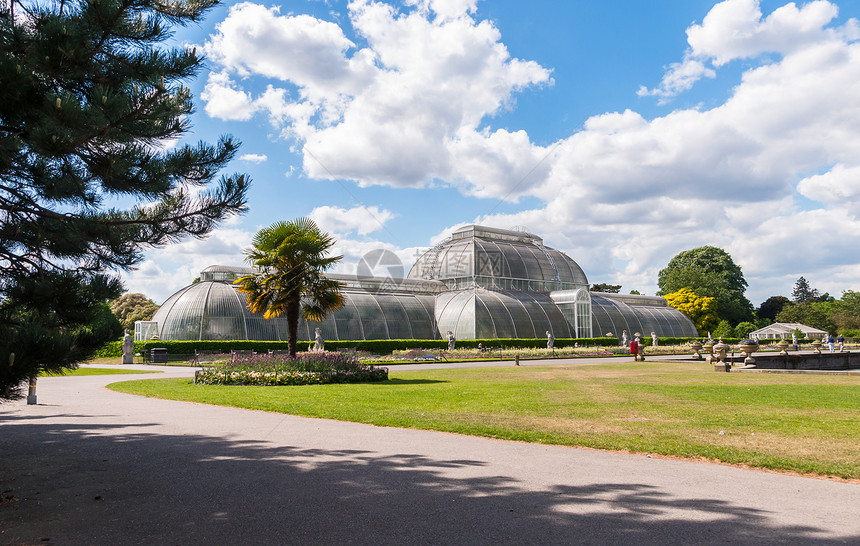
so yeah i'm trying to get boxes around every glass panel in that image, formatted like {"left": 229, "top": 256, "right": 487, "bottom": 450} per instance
{"left": 502, "top": 242, "right": 529, "bottom": 281}
{"left": 377, "top": 294, "right": 412, "bottom": 339}
{"left": 399, "top": 296, "right": 435, "bottom": 339}
{"left": 160, "top": 283, "right": 209, "bottom": 340}
{"left": 591, "top": 297, "right": 620, "bottom": 338}
{"left": 334, "top": 296, "right": 365, "bottom": 341}
{"left": 477, "top": 293, "right": 511, "bottom": 338}
{"left": 352, "top": 292, "right": 388, "bottom": 340}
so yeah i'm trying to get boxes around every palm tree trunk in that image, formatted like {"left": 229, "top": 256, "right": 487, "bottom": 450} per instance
{"left": 287, "top": 296, "right": 301, "bottom": 357}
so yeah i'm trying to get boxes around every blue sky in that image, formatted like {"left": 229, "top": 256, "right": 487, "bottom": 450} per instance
{"left": 126, "top": 0, "right": 860, "bottom": 307}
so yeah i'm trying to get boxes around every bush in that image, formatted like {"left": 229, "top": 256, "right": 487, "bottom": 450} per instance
{"left": 194, "top": 352, "right": 387, "bottom": 386}
{"left": 92, "top": 340, "right": 123, "bottom": 358}
{"left": 121, "top": 337, "right": 618, "bottom": 356}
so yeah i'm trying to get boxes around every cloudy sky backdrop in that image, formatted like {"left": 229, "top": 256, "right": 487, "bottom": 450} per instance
{"left": 125, "top": 0, "right": 860, "bottom": 307}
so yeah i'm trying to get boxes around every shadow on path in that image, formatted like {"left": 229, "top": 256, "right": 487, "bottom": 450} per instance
{"left": 0, "top": 413, "right": 854, "bottom": 545}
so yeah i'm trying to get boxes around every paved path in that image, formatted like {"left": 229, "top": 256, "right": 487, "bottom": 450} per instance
{"left": 1, "top": 365, "right": 859, "bottom": 545}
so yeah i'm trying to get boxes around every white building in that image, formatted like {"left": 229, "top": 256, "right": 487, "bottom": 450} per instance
{"left": 749, "top": 323, "right": 827, "bottom": 340}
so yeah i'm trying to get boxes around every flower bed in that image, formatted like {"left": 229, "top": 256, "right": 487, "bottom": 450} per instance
{"left": 194, "top": 352, "right": 388, "bottom": 386}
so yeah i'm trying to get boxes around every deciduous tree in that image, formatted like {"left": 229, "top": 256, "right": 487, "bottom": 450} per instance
{"left": 110, "top": 293, "right": 159, "bottom": 331}
{"left": 757, "top": 296, "right": 789, "bottom": 322}
{"left": 657, "top": 246, "right": 754, "bottom": 325}
{"left": 663, "top": 288, "right": 719, "bottom": 335}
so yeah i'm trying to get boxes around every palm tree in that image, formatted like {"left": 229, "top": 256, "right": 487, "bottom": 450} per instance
{"left": 235, "top": 218, "right": 344, "bottom": 356}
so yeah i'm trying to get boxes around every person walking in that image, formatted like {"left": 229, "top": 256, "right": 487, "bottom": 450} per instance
{"left": 837, "top": 334, "right": 845, "bottom": 352}
{"left": 827, "top": 334, "right": 836, "bottom": 353}
{"left": 630, "top": 337, "right": 639, "bottom": 361}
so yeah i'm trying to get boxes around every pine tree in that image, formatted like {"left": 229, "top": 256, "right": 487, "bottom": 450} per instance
{"left": 791, "top": 277, "right": 819, "bottom": 304}
{"left": 0, "top": 0, "right": 250, "bottom": 399}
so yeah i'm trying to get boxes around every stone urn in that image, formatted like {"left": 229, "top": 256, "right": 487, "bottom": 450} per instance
{"left": 776, "top": 340, "right": 790, "bottom": 356}
{"left": 811, "top": 340, "right": 822, "bottom": 354}
{"left": 713, "top": 338, "right": 729, "bottom": 371}
{"left": 738, "top": 342, "right": 758, "bottom": 367}
{"left": 690, "top": 340, "right": 704, "bottom": 360}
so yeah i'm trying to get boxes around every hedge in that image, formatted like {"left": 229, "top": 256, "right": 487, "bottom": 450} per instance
{"left": 122, "top": 337, "right": 619, "bottom": 356}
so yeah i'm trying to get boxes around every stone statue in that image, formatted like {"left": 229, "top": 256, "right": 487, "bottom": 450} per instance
{"left": 546, "top": 331, "right": 555, "bottom": 349}
{"left": 708, "top": 331, "right": 714, "bottom": 343}
{"left": 651, "top": 332, "right": 658, "bottom": 347}
{"left": 621, "top": 330, "right": 628, "bottom": 347}
{"left": 313, "top": 328, "right": 324, "bottom": 352}
{"left": 792, "top": 333, "right": 798, "bottom": 350}
{"left": 447, "top": 331, "right": 456, "bottom": 351}
{"left": 122, "top": 329, "right": 134, "bottom": 364}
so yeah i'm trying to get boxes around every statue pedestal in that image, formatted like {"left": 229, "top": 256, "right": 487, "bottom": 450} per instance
{"left": 122, "top": 353, "right": 133, "bottom": 364}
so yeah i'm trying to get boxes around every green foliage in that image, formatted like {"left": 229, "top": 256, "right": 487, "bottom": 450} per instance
{"left": 757, "top": 296, "right": 789, "bottom": 321}
{"left": 235, "top": 218, "right": 343, "bottom": 357}
{"left": 733, "top": 321, "right": 757, "bottom": 339}
{"left": 713, "top": 320, "right": 733, "bottom": 338}
{"left": 0, "top": 300, "right": 120, "bottom": 398}
{"left": 590, "top": 283, "right": 621, "bottom": 293}
{"left": 0, "top": 0, "right": 249, "bottom": 398}
{"left": 126, "top": 337, "right": 618, "bottom": 357}
{"left": 776, "top": 303, "right": 836, "bottom": 334}
{"left": 75, "top": 303, "right": 123, "bottom": 349}
{"left": 827, "top": 290, "right": 860, "bottom": 333}
{"left": 93, "top": 340, "right": 124, "bottom": 358}
{"left": 657, "top": 246, "right": 754, "bottom": 325}
{"left": 663, "top": 288, "right": 719, "bottom": 334}
{"left": 792, "top": 277, "right": 819, "bottom": 303}
{"left": 110, "top": 293, "right": 159, "bottom": 331}
{"left": 195, "top": 353, "right": 388, "bottom": 386}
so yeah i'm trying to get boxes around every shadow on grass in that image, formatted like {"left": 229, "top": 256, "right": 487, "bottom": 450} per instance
{"left": 1, "top": 410, "right": 855, "bottom": 545}
{"left": 382, "top": 378, "right": 448, "bottom": 385}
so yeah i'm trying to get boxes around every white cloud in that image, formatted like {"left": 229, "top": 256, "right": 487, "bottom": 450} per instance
{"left": 637, "top": 54, "right": 716, "bottom": 102}
{"left": 239, "top": 153, "right": 268, "bottom": 163}
{"left": 194, "top": 1, "right": 860, "bottom": 306}
{"left": 122, "top": 228, "right": 253, "bottom": 304}
{"left": 202, "top": 0, "right": 552, "bottom": 191}
{"left": 686, "top": 0, "right": 848, "bottom": 65}
{"left": 309, "top": 204, "right": 395, "bottom": 235}
{"left": 797, "top": 163, "right": 860, "bottom": 207}
{"left": 640, "top": 0, "right": 859, "bottom": 99}
{"left": 200, "top": 72, "right": 256, "bottom": 120}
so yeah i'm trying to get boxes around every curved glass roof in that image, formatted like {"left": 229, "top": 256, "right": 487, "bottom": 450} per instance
{"left": 150, "top": 280, "right": 438, "bottom": 341}
{"left": 436, "top": 289, "right": 574, "bottom": 340}
{"left": 590, "top": 294, "right": 697, "bottom": 339}
{"left": 408, "top": 225, "right": 588, "bottom": 291}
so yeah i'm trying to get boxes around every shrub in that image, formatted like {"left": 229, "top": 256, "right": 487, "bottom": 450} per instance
{"left": 119, "top": 337, "right": 618, "bottom": 357}
{"left": 92, "top": 340, "right": 123, "bottom": 358}
{"left": 194, "top": 352, "right": 388, "bottom": 386}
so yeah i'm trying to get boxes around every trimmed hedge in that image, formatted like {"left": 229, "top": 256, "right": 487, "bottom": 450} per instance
{"left": 126, "top": 337, "right": 619, "bottom": 356}
{"left": 93, "top": 340, "right": 123, "bottom": 358}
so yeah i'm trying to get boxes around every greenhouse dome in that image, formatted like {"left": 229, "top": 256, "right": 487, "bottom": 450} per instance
{"left": 142, "top": 225, "right": 697, "bottom": 341}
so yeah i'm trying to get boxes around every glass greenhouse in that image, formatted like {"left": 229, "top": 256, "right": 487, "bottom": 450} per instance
{"left": 145, "top": 226, "right": 697, "bottom": 341}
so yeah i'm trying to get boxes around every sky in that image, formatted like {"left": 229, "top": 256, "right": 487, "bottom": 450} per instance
{"left": 123, "top": 0, "right": 860, "bottom": 307}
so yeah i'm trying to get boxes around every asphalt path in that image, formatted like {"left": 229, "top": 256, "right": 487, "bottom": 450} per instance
{"left": 1, "top": 361, "right": 859, "bottom": 545}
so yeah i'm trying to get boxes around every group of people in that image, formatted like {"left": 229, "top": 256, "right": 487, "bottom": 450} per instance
{"left": 826, "top": 334, "right": 845, "bottom": 353}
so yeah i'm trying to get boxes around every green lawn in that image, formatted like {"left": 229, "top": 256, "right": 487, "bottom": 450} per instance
{"left": 42, "top": 367, "right": 160, "bottom": 377}
{"left": 107, "top": 360, "right": 860, "bottom": 479}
